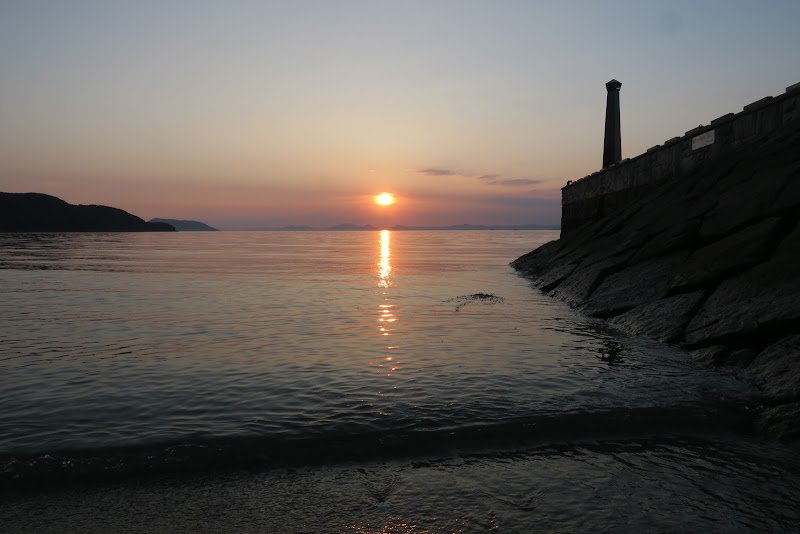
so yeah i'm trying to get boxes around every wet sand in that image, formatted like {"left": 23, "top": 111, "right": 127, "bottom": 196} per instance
{"left": 3, "top": 435, "right": 799, "bottom": 533}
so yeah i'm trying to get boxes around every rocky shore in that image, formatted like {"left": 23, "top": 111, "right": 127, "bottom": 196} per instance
{"left": 511, "top": 119, "right": 800, "bottom": 438}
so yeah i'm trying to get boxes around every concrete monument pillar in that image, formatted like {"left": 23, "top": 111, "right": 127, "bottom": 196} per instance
{"left": 603, "top": 79, "right": 622, "bottom": 168}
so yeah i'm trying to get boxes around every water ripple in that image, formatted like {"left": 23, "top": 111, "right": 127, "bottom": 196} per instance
{"left": 0, "top": 231, "right": 755, "bottom": 459}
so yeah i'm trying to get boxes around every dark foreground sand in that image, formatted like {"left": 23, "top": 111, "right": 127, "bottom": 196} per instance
{"left": 3, "top": 435, "right": 799, "bottom": 533}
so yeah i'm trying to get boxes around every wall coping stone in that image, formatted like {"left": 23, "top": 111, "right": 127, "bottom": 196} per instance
{"left": 743, "top": 96, "right": 774, "bottom": 112}
{"left": 711, "top": 113, "right": 736, "bottom": 126}
{"left": 685, "top": 125, "right": 708, "bottom": 136}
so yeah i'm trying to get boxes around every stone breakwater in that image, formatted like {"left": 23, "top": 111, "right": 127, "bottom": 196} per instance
{"left": 511, "top": 119, "right": 800, "bottom": 439}
{"left": 561, "top": 82, "right": 800, "bottom": 233}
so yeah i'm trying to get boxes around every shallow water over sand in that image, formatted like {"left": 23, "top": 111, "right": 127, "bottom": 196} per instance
{"left": 4, "top": 436, "right": 800, "bottom": 533}
{"left": 1, "top": 230, "right": 798, "bottom": 531}
{"left": 0, "top": 231, "right": 748, "bottom": 454}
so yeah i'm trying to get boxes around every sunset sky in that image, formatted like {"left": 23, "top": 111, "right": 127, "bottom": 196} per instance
{"left": 1, "top": 1, "right": 799, "bottom": 229}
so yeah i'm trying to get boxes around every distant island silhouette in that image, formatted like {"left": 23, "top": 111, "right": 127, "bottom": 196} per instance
{"left": 249, "top": 223, "right": 559, "bottom": 231}
{"left": 0, "top": 193, "right": 175, "bottom": 232}
{"left": 149, "top": 218, "right": 219, "bottom": 231}
{"left": 0, "top": 192, "right": 558, "bottom": 233}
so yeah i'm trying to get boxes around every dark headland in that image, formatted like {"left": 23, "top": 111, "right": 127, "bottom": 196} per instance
{"left": 512, "top": 82, "right": 800, "bottom": 439}
{"left": 0, "top": 193, "right": 175, "bottom": 232}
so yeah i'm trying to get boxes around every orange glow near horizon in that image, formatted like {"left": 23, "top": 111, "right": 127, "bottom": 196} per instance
{"left": 375, "top": 192, "right": 395, "bottom": 206}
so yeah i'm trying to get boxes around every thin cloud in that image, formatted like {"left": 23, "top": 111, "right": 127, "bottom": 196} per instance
{"left": 494, "top": 178, "right": 544, "bottom": 187}
{"left": 421, "top": 169, "right": 546, "bottom": 187}
{"left": 479, "top": 175, "right": 544, "bottom": 187}
{"left": 418, "top": 168, "right": 457, "bottom": 176}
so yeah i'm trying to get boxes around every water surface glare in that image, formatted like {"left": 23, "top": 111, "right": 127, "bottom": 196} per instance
{"left": 0, "top": 230, "right": 748, "bottom": 456}
{"left": 3, "top": 230, "right": 800, "bottom": 531}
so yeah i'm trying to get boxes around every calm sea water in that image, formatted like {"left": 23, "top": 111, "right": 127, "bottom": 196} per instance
{"left": 1, "top": 230, "right": 798, "bottom": 532}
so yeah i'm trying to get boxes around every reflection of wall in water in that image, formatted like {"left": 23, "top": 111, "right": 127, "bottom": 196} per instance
{"left": 594, "top": 337, "right": 624, "bottom": 365}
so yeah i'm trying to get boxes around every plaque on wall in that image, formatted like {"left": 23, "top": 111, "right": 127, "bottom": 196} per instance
{"left": 692, "top": 130, "right": 715, "bottom": 150}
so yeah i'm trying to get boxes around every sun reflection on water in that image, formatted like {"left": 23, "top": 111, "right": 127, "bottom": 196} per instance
{"left": 377, "top": 230, "right": 399, "bottom": 376}
{"left": 378, "top": 229, "right": 391, "bottom": 287}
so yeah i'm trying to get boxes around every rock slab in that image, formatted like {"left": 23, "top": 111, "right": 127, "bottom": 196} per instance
{"left": 511, "top": 120, "right": 800, "bottom": 438}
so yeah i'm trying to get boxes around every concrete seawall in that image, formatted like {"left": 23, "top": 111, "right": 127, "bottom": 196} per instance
{"left": 562, "top": 82, "right": 800, "bottom": 233}
{"left": 512, "top": 86, "right": 800, "bottom": 439}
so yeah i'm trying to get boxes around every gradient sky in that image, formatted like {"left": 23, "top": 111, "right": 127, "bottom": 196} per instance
{"left": 1, "top": 1, "right": 799, "bottom": 229}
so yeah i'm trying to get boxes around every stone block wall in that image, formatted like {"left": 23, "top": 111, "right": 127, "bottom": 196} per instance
{"left": 513, "top": 117, "right": 800, "bottom": 437}
{"left": 562, "top": 82, "right": 800, "bottom": 233}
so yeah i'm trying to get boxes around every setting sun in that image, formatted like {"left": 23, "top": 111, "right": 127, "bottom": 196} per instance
{"left": 375, "top": 192, "right": 395, "bottom": 206}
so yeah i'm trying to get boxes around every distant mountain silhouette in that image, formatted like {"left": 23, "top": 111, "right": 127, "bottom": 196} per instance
{"left": 274, "top": 225, "right": 315, "bottom": 231}
{"left": 391, "top": 223, "right": 559, "bottom": 231}
{"left": 246, "top": 223, "right": 376, "bottom": 231}
{"left": 149, "top": 218, "right": 218, "bottom": 231}
{"left": 0, "top": 193, "right": 175, "bottom": 232}
{"left": 326, "top": 223, "right": 379, "bottom": 231}
{"left": 248, "top": 222, "right": 559, "bottom": 231}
